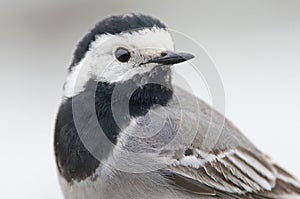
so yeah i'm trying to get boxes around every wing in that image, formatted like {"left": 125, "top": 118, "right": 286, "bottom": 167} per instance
{"left": 162, "top": 146, "right": 300, "bottom": 198}
{"left": 160, "top": 87, "right": 300, "bottom": 198}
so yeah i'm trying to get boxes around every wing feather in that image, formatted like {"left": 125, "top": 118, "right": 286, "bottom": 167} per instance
{"left": 165, "top": 148, "right": 300, "bottom": 198}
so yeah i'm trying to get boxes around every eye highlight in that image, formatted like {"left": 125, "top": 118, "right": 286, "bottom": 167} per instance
{"left": 115, "top": 47, "right": 131, "bottom": 63}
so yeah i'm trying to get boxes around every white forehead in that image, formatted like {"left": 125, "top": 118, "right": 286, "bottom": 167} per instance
{"left": 91, "top": 27, "right": 174, "bottom": 51}
{"left": 63, "top": 27, "right": 174, "bottom": 98}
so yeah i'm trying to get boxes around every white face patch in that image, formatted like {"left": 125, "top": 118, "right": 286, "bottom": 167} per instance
{"left": 63, "top": 27, "right": 174, "bottom": 98}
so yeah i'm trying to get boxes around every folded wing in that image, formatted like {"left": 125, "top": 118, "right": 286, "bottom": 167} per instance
{"left": 165, "top": 148, "right": 300, "bottom": 198}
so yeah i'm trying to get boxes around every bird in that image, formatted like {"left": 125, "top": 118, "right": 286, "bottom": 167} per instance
{"left": 54, "top": 13, "right": 300, "bottom": 199}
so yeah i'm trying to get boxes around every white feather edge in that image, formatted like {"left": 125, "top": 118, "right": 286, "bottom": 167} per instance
{"left": 172, "top": 148, "right": 300, "bottom": 195}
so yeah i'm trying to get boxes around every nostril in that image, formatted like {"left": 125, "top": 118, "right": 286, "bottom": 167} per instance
{"left": 160, "top": 51, "right": 168, "bottom": 57}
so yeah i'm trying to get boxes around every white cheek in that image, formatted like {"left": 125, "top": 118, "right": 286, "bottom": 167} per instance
{"left": 63, "top": 27, "right": 174, "bottom": 98}
{"left": 63, "top": 55, "right": 132, "bottom": 97}
{"left": 63, "top": 58, "right": 91, "bottom": 98}
{"left": 63, "top": 35, "right": 115, "bottom": 98}
{"left": 98, "top": 61, "right": 132, "bottom": 82}
{"left": 111, "top": 64, "right": 157, "bottom": 83}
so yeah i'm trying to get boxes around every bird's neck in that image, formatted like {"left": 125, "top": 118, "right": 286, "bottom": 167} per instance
{"left": 96, "top": 66, "right": 173, "bottom": 117}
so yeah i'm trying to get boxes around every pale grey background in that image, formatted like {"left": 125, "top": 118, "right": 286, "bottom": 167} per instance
{"left": 0, "top": 1, "right": 299, "bottom": 198}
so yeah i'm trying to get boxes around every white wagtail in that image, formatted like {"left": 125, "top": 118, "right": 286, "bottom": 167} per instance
{"left": 54, "top": 13, "right": 300, "bottom": 199}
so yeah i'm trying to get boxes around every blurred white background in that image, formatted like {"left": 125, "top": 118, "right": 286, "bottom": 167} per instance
{"left": 0, "top": 0, "right": 299, "bottom": 198}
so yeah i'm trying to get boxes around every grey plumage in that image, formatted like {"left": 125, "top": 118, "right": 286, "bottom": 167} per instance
{"left": 59, "top": 85, "right": 300, "bottom": 199}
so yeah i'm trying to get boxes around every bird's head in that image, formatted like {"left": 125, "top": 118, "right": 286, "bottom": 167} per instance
{"left": 63, "top": 13, "right": 194, "bottom": 98}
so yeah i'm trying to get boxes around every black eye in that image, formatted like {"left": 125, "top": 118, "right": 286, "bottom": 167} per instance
{"left": 115, "top": 47, "right": 131, "bottom": 62}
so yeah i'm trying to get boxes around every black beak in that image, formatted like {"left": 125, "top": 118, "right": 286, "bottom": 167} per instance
{"left": 149, "top": 51, "right": 194, "bottom": 65}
